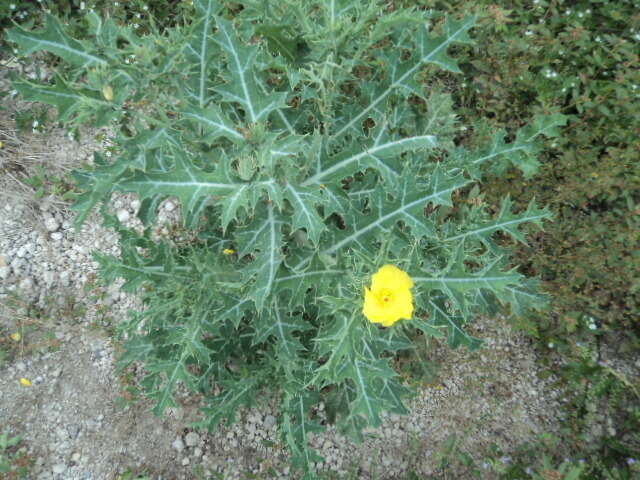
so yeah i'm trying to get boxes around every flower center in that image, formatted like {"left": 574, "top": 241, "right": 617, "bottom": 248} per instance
{"left": 376, "top": 288, "right": 394, "bottom": 307}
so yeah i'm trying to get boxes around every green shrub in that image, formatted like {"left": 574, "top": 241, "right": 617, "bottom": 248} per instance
{"left": 449, "top": 0, "right": 640, "bottom": 342}
{"left": 6, "top": 0, "right": 567, "bottom": 476}
{"left": 407, "top": 0, "right": 640, "bottom": 475}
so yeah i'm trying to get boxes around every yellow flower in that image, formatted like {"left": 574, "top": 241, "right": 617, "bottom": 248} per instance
{"left": 363, "top": 264, "right": 414, "bottom": 327}
{"left": 20, "top": 378, "right": 32, "bottom": 387}
{"left": 10, "top": 332, "right": 21, "bottom": 342}
{"left": 222, "top": 248, "right": 235, "bottom": 255}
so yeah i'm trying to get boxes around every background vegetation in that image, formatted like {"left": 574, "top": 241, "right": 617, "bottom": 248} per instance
{"left": 2, "top": 0, "right": 638, "bottom": 478}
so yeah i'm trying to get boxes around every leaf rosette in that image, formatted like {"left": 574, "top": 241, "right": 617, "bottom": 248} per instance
{"left": 7, "top": 0, "right": 565, "bottom": 476}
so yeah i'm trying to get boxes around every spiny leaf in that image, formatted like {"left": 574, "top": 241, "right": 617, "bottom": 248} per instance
{"left": 425, "top": 297, "right": 483, "bottom": 350}
{"left": 444, "top": 196, "right": 552, "bottom": 247}
{"left": 253, "top": 299, "right": 309, "bottom": 361}
{"left": 467, "top": 113, "right": 568, "bottom": 178}
{"left": 12, "top": 76, "right": 109, "bottom": 122}
{"left": 181, "top": 105, "right": 245, "bottom": 143}
{"left": 415, "top": 253, "right": 523, "bottom": 316}
{"left": 332, "top": 15, "right": 476, "bottom": 139}
{"left": 283, "top": 390, "right": 324, "bottom": 474}
{"left": 114, "top": 149, "right": 239, "bottom": 228}
{"left": 7, "top": 13, "right": 107, "bottom": 67}
{"left": 213, "top": 17, "right": 287, "bottom": 122}
{"left": 503, "top": 278, "right": 549, "bottom": 317}
{"left": 303, "top": 124, "right": 436, "bottom": 187}
{"left": 186, "top": 0, "right": 222, "bottom": 107}
{"left": 196, "top": 378, "right": 259, "bottom": 431}
{"left": 284, "top": 183, "right": 326, "bottom": 244}
{"left": 237, "top": 205, "right": 283, "bottom": 310}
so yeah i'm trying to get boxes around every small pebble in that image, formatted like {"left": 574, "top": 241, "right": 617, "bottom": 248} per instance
{"left": 185, "top": 432, "right": 200, "bottom": 447}
{"left": 45, "top": 217, "right": 60, "bottom": 232}
{"left": 116, "top": 209, "right": 130, "bottom": 222}
{"left": 172, "top": 437, "right": 185, "bottom": 452}
{"left": 264, "top": 415, "right": 277, "bottom": 430}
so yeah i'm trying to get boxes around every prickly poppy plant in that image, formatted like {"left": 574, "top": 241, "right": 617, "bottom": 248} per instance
{"left": 7, "top": 0, "right": 565, "bottom": 476}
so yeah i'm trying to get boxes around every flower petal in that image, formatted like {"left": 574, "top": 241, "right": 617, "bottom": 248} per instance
{"left": 371, "top": 264, "right": 413, "bottom": 291}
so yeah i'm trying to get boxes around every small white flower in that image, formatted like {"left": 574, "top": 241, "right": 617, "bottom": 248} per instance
{"left": 525, "top": 30, "right": 533, "bottom": 36}
{"left": 589, "top": 323, "right": 597, "bottom": 330}
{"left": 586, "top": 9, "right": 591, "bottom": 14}
{"left": 578, "top": 12, "right": 584, "bottom": 18}
{"left": 32, "top": 120, "right": 39, "bottom": 128}
{"left": 105, "top": 150, "right": 112, "bottom": 157}
{"left": 133, "top": 23, "right": 140, "bottom": 28}
{"left": 80, "top": 1, "right": 85, "bottom": 9}
{"left": 136, "top": 13, "right": 142, "bottom": 18}
{"left": 10, "top": 89, "right": 17, "bottom": 96}
{"left": 143, "top": 5, "right": 149, "bottom": 10}
{"left": 114, "top": 1, "right": 119, "bottom": 5}
{"left": 10, "top": 3, "right": 16, "bottom": 9}
{"left": 548, "top": 342, "right": 554, "bottom": 348}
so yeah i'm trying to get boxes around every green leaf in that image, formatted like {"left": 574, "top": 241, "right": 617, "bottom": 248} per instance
{"left": 303, "top": 129, "right": 437, "bottom": 187}
{"left": 284, "top": 183, "right": 326, "bottom": 244}
{"left": 313, "top": 311, "right": 360, "bottom": 385}
{"left": 283, "top": 390, "right": 324, "bottom": 474}
{"left": 332, "top": 15, "right": 476, "bottom": 139}
{"left": 181, "top": 106, "right": 245, "bottom": 143}
{"left": 72, "top": 152, "right": 128, "bottom": 228}
{"left": 343, "top": 356, "right": 398, "bottom": 427}
{"left": 467, "top": 114, "right": 567, "bottom": 178}
{"left": 196, "top": 378, "right": 259, "bottom": 430}
{"left": 12, "top": 76, "right": 109, "bottom": 122}
{"left": 187, "top": 0, "right": 222, "bottom": 107}
{"left": 503, "top": 278, "right": 549, "bottom": 316}
{"left": 7, "top": 13, "right": 107, "bottom": 67}
{"left": 329, "top": 166, "right": 469, "bottom": 254}
{"left": 444, "top": 196, "right": 552, "bottom": 247}
{"left": 415, "top": 254, "right": 523, "bottom": 316}
{"left": 213, "top": 17, "right": 287, "bottom": 122}
{"left": 237, "top": 205, "right": 283, "bottom": 310}
{"left": 253, "top": 299, "right": 308, "bottom": 361}
{"left": 115, "top": 149, "right": 239, "bottom": 228}
{"left": 425, "top": 297, "right": 483, "bottom": 350}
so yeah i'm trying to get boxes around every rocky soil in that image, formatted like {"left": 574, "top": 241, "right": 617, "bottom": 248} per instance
{"left": 0, "top": 103, "right": 568, "bottom": 479}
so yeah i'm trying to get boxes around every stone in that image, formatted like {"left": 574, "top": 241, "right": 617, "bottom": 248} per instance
{"left": 193, "top": 447, "right": 203, "bottom": 457}
{"left": 116, "top": 209, "right": 130, "bottom": 223}
{"left": 43, "top": 271, "right": 56, "bottom": 286}
{"left": 0, "top": 266, "right": 10, "bottom": 280}
{"left": 264, "top": 415, "right": 277, "bottom": 430}
{"left": 181, "top": 457, "right": 190, "bottom": 466}
{"left": 131, "top": 199, "right": 141, "bottom": 210}
{"left": 45, "top": 217, "right": 60, "bottom": 232}
{"left": 172, "top": 437, "right": 185, "bottom": 452}
{"left": 19, "top": 277, "right": 34, "bottom": 291}
{"left": 59, "top": 271, "right": 71, "bottom": 287}
{"left": 52, "top": 463, "right": 66, "bottom": 474}
{"left": 185, "top": 432, "right": 200, "bottom": 447}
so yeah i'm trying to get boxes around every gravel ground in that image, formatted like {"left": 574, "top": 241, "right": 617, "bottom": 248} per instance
{"left": 0, "top": 101, "right": 568, "bottom": 479}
